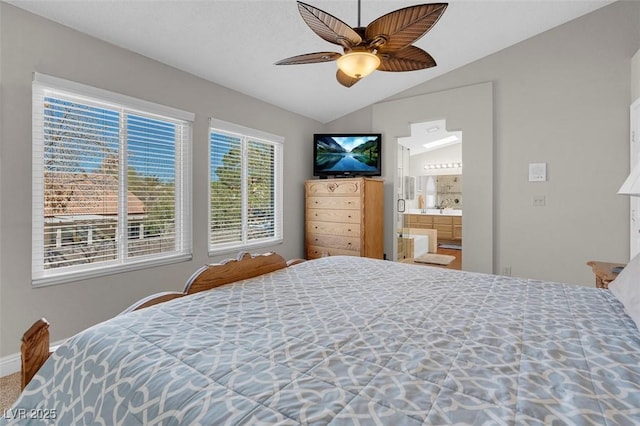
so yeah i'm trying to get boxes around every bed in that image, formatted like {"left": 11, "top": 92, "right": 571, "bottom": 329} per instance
{"left": 5, "top": 252, "right": 640, "bottom": 425}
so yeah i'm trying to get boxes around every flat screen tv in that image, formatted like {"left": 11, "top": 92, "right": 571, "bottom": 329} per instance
{"left": 313, "top": 133, "right": 382, "bottom": 178}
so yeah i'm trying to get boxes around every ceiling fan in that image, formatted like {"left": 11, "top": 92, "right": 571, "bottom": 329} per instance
{"left": 275, "top": 1, "right": 448, "bottom": 87}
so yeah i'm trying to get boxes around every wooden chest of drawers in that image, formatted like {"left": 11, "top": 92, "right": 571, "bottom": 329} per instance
{"left": 305, "top": 178, "right": 383, "bottom": 259}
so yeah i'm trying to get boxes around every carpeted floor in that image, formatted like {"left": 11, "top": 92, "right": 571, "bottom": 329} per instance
{"left": 0, "top": 372, "right": 21, "bottom": 412}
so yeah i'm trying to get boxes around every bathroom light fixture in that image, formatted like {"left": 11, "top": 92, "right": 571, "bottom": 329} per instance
{"left": 423, "top": 135, "right": 459, "bottom": 150}
{"left": 424, "top": 162, "right": 462, "bottom": 170}
{"left": 336, "top": 50, "right": 381, "bottom": 79}
{"left": 618, "top": 162, "right": 640, "bottom": 196}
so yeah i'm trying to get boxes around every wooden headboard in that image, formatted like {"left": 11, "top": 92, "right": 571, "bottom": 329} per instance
{"left": 122, "top": 251, "right": 303, "bottom": 313}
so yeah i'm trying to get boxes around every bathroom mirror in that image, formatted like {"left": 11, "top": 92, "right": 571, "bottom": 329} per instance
{"left": 417, "top": 174, "right": 462, "bottom": 209}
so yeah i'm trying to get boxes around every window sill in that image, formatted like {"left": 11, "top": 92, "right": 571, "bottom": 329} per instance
{"left": 208, "top": 239, "right": 283, "bottom": 258}
{"left": 32, "top": 253, "right": 193, "bottom": 288}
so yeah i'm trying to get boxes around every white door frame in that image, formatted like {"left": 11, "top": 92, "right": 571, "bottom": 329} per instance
{"left": 373, "top": 82, "right": 494, "bottom": 273}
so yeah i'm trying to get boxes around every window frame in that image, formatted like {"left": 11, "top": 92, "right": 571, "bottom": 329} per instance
{"left": 32, "top": 73, "right": 194, "bottom": 287}
{"left": 208, "top": 118, "right": 284, "bottom": 256}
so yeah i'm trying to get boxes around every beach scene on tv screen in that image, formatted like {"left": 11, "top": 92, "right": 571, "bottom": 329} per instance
{"left": 316, "top": 136, "right": 379, "bottom": 173}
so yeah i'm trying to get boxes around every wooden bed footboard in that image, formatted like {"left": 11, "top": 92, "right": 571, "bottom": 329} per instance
{"left": 20, "top": 251, "right": 305, "bottom": 390}
{"left": 21, "top": 318, "right": 51, "bottom": 390}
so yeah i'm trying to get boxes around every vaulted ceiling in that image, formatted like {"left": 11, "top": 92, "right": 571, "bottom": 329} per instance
{"left": 7, "top": 0, "right": 615, "bottom": 123}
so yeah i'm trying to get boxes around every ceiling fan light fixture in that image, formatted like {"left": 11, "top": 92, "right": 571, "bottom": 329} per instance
{"left": 276, "top": 1, "right": 448, "bottom": 87}
{"left": 337, "top": 51, "right": 380, "bottom": 79}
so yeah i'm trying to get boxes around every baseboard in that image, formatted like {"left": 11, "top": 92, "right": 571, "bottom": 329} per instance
{"left": 0, "top": 352, "right": 20, "bottom": 377}
{"left": 0, "top": 339, "right": 66, "bottom": 377}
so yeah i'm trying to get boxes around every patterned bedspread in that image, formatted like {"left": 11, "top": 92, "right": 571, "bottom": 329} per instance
{"left": 5, "top": 256, "right": 640, "bottom": 425}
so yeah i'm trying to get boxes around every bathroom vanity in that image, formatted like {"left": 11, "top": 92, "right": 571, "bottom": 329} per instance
{"left": 404, "top": 209, "right": 462, "bottom": 243}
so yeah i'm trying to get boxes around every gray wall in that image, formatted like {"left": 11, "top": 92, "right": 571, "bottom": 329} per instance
{"left": 633, "top": 48, "right": 640, "bottom": 101}
{"left": 0, "top": 3, "right": 321, "bottom": 358}
{"left": 329, "top": 1, "right": 640, "bottom": 284}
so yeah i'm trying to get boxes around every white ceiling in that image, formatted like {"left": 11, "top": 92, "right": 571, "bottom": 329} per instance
{"left": 398, "top": 119, "right": 462, "bottom": 156}
{"left": 6, "top": 0, "right": 615, "bottom": 123}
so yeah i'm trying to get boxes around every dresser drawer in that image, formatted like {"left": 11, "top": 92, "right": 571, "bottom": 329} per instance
{"left": 307, "top": 209, "right": 361, "bottom": 223}
{"left": 307, "top": 233, "right": 360, "bottom": 251}
{"left": 307, "top": 220, "right": 361, "bottom": 237}
{"left": 306, "top": 179, "right": 362, "bottom": 196}
{"left": 307, "top": 196, "right": 361, "bottom": 210}
{"left": 307, "top": 245, "right": 360, "bottom": 259}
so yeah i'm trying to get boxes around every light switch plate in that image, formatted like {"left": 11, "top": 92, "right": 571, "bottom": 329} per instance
{"left": 529, "top": 162, "right": 547, "bottom": 182}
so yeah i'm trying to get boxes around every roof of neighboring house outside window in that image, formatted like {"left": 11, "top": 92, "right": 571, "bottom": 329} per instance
{"left": 44, "top": 172, "right": 145, "bottom": 217}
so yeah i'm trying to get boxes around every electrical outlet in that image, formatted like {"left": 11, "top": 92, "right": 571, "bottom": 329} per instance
{"left": 532, "top": 195, "right": 546, "bottom": 206}
{"left": 503, "top": 266, "right": 511, "bottom": 276}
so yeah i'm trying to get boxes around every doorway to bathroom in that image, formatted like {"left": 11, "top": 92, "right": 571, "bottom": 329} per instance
{"left": 396, "top": 119, "right": 463, "bottom": 270}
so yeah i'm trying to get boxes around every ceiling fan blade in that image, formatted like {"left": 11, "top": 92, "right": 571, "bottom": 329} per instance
{"left": 377, "top": 45, "right": 436, "bottom": 72}
{"left": 297, "top": 1, "right": 362, "bottom": 48}
{"left": 275, "top": 52, "right": 341, "bottom": 65}
{"left": 365, "top": 3, "right": 447, "bottom": 53}
{"left": 336, "top": 69, "right": 361, "bottom": 88}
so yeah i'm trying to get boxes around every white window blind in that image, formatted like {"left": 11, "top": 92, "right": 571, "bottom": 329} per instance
{"left": 32, "top": 73, "right": 193, "bottom": 286}
{"left": 209, "top": 118, "right": 283, "bottom": 254}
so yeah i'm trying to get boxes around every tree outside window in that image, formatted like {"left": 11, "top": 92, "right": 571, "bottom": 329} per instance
{"left": 209, "top": 121, "right": 282, "bottom": 254}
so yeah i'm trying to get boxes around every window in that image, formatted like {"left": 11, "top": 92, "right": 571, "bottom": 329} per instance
{"left": 426, "top": 176, "right": 437, "bottom": 208}
{"left": 209, "top": 118, "right": 283, "bottom": 254}
{"left": 32, "top": 73, "right": 193, "bottom": 286}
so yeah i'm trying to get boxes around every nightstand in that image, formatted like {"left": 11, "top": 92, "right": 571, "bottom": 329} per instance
{"left": 586, "top": 261, "right": 626, "bottom": 289}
